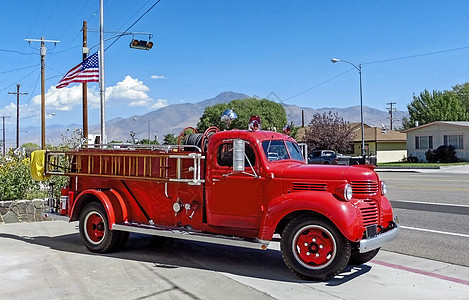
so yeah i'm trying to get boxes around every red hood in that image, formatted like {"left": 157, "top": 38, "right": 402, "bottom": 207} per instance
{"left": 274, "top": 163, "right": 378, "bottom": 183}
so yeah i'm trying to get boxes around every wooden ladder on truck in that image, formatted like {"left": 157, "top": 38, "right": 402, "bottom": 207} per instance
{"left": 44, "top": 145, "right": 205, "bottom": 185}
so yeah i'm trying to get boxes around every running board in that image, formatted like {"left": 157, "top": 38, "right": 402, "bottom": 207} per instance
{"left": 42, "top": 211, "right": 71, "bottom": 222}
{"left": 112, "top": 223, "right": 270, "bottom": 250}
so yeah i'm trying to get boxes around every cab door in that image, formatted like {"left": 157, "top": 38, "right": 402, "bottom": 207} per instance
{"left": 206, "top": 140, "right": 263, "bottom": 229}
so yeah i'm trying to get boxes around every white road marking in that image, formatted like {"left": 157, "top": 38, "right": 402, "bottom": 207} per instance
{"left": 393, "top": 200, "right": 469, "bottom": 208}
{"left": 401, "top": 226, "right": 469, "bottom": 238}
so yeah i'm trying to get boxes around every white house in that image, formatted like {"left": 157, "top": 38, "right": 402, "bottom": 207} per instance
{"left": 404, "top": 121, "right": 469, "bottom": 162}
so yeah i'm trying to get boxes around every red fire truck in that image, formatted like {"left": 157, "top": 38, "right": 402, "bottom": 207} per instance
{"left": 31, "top": 120, "right": 399, "bottom": 281}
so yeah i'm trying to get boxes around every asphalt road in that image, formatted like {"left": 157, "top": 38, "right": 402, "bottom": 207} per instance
{"left": 378, "top": 168, "right": 469, "bottom": 267}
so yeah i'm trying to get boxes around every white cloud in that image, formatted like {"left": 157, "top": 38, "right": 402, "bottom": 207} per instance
{"left": 151, "top": 99, "right": 168, "bottom": 109}
{"left": 28, "top": 75, "right": 167, "bottom": 112}
{"left": 129, "top": 98, "right": 168, "bottom": 109}
{"left": 151, "top": 75, "right": 166, "bottom": 79}
{"left": 106, "top": 76, "right": 150, "bottom": 101}
{"left": 31, "top": 85, "right": 100, "bottom": 111}
{"left": 0, "top": 103, "right": 17, "bottom": 120}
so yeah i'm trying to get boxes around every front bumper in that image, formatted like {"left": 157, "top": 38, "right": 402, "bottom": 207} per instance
{"left": 359, "top": 217, "right": 400, "bottom": 253}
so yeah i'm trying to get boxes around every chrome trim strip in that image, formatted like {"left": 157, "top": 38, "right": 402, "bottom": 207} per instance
{"left": 359, "top": 223, "right": 400, "bottom": 253}
{"left": 112, "top": 223, "right": 270, "bottom": 250}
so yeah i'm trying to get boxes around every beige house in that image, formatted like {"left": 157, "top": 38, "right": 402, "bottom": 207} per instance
{"left": 350, "top": 123, "right": 407, "bottom": 163}
{"left": 404, "top": 121, "right": 469, "bottom": 162}
{"left": 296, "top": 123, "right": 407, "bottom": 163}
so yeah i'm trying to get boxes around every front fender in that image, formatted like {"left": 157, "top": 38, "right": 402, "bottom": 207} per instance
{"left": 259, "top": 191, "right": 363, "bottom": 241}
{"left": 70, "top": 189, "right": 128, "bottom": 229}
{"left": 380, "top": 195, "right": 394, "bottom": 224}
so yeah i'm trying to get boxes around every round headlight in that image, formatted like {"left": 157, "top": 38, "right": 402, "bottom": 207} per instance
{"left": 381, "top": 181, "right": 387, "bottom": 196}
{"left": 344, "top": 183, "right": 353, "bottom": 201}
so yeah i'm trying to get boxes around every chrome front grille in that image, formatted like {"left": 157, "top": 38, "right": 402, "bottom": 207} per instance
{"left": 351, "top": 180, "right": 379, "bottom": 195}
{"left": 292, "top": 182, "right": 327, "bottom": 192}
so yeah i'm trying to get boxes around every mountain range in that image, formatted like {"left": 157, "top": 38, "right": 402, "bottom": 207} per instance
{"left": 22, "top": 91, "right": 408, "bottom": 145}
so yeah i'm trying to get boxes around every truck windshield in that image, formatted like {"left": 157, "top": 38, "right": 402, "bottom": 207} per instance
{"left": 262, "top": 140, "right": 304, "bottom": 162}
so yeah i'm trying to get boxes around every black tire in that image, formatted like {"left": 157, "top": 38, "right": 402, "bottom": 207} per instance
{"left": 79, "top": 202, "right": 122, "bottom": 253}
{"left": 281, "top": 215, "right": 351, "bottom": 281}
{"left": 348, "top": 248, "right": 380, "bottom": 265}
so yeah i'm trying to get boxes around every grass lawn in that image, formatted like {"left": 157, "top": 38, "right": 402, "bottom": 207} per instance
{"left": 377, "top": 162, "right": 469, "bottom": 168}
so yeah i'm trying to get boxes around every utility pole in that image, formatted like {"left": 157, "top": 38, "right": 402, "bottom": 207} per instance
{"left": 99, "top": 0, "right": 107, "bottom": 144}
{"left": 25, "top": 37, "right": 60, "bottom": 149}
{"left": 1, "top": 116, "right": 10, "bottom": 156}
{"left": 82, "top": 21, "right": 89, "bottom": 142}
{"left": 8, "top": 84, "right": 28, "bottom": 149}
{"left": 386, "top": 102, "right": 396, "bottom": 130}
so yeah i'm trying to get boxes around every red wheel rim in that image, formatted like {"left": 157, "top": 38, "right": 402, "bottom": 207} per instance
{"left": 292, "top": 225, "right": 336, "bottom": 270}
{"left": 84, "top": 211, "right": 105, "bottom": 245}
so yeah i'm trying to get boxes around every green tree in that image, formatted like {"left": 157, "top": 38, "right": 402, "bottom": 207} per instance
{"left": 305, "top": 112, "right": 353, "bottom": 154}
{"left": 163, "top": 133, "right": 177, "bottom": 145}
{"left": 138, "top": 139, "right": 159, "bottom": 145}
{"left": 21, "top": 142, "right": 40, "bottom": 157}
{"left": 197, "top": 98, "right": 287, "bottom": 132}
{"left": 452, "top": 82, "right": 469, "bottom": 109}
{"left": 403, "top": 88, "right": 469, "bottom": 129}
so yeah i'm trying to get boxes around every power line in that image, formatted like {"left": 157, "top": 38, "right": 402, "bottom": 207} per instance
{"left": 282, "top": 68, "right": 354, "bottom": 102}
{"left": 283, "top": 45, "right": 469, "bottom": 102}
{"left": 25, "top": 73, "right": 41, "bottom": 105}
{"left": 0, "top": 48, "right": 37, "bottom": 55}
{"left": 0, "top": 69, "right": 38, "bottom": 93}
{"left": 48, "top": 43, "right": 82, "bottom": 55}
{"left": 105, "top": 0, "right": 162, "bottom": 51}
{"left": 362, "top": 46, "right": 469, "bottom": 65}
{"left": 0, "top": 64, "right": 39, "bottom": 75}
{"left": 117, "top": 0, "right": 153, "bottom": 32}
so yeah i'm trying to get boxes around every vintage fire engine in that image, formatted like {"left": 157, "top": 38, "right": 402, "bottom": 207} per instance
{"left": 31, "top": 113, "right": 399, "bottom": 281}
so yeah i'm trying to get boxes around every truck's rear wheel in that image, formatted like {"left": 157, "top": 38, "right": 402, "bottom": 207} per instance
{"left": 281, "top": 215, "right": 351, "bottom": 281}
{"left": 348, "top": 248, "right": 380, "bottom": 265}
{"left": 79, "top": 202, "right": 123, "bottom": 253}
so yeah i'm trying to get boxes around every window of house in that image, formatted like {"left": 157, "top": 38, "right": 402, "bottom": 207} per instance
{"left": 415, "top": 136, "right": 433, "bottom": 149}
{"left": 444, "top": 135, "right": 463, "bottom": 149}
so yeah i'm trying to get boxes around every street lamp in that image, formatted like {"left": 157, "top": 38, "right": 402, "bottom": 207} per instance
{"left": 133, "top": 117, "right": 151, "bottom": 142}
{"left": 331, "top": 58, "right": 366, "bottom": 159}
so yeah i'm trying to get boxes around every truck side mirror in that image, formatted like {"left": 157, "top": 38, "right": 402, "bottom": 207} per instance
{"left": 233, "top": 139, "right": 245, "bottom": 171}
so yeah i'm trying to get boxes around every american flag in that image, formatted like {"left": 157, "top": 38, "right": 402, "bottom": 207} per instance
{"left": 56, "top": 52, "right": 99, "bottom": 89}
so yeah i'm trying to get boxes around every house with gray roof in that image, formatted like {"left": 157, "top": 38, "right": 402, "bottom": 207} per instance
{"left": 403, "top": 121, "right": 469, "bottom": 162}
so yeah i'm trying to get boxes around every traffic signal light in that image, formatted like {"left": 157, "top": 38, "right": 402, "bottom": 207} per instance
{"left": 129, "top": 39, "right": 154, "bottom": 50}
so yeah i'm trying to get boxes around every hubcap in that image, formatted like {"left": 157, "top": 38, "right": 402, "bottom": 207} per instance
{"left": 84, "top": 211, "right": 105, "bottom": 245}
{"left": 292, "top": 225, "right": 336, "bottom": 270}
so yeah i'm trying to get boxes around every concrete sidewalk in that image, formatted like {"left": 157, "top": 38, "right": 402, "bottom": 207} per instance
{"left": 1, "top": 221, "right": 468, "bottom": 299}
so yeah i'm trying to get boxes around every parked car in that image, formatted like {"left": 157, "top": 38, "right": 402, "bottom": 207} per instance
{"left": 308, "top": 150, "right": 351, "bottom": 165}
{"left": 308, "top": 150, "right": 337, "bottom": 164}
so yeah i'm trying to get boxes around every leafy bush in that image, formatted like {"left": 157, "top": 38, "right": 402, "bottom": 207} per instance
{"left": 425, "top": 145, "right": 458, "bottom": 163}
{"left": 0, "top": 151, "right": 40, "bottom": 201}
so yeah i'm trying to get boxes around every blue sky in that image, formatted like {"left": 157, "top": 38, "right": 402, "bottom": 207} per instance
{"left": 1, "top": 0, "right": 469, "bottom": 142}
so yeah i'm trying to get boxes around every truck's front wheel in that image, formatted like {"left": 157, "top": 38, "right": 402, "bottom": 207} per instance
{"left": 79, "top": 202, "right": 123, "bottom": 253}
{"left": 348, "top": 248, "right": 380, "bottom": 265}
{"left": 281, "top": 216, "right": 351, "bottom": 281}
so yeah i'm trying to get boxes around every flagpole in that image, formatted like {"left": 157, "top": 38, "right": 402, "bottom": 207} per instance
{"left": 99, "top": 0, "right": 106, "bottom": 144}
